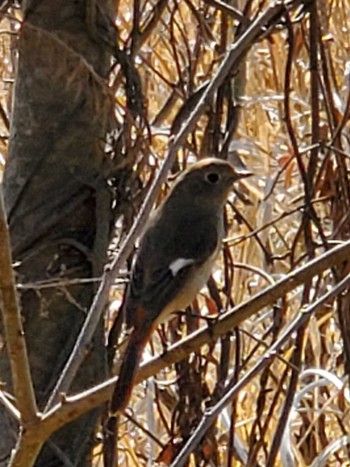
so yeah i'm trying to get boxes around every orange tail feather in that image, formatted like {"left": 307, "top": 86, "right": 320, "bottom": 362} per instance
{"left": 111, "top": 324, "right": 152, "bottom": 413}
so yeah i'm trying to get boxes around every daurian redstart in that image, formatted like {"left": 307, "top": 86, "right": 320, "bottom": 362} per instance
{"left": 111, "top": 158, "right": 250, "bottom": 413}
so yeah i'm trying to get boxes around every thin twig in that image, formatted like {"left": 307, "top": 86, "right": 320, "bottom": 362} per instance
{"left": 170, "top": 272, "right": 350, "bottom": 467}
{"left": 201, "top": 0, "right": 250, "bottom": 25}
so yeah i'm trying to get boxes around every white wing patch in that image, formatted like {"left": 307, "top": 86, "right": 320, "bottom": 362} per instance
{"left": 169, "top": 258, "right": 195, "bottom": 277}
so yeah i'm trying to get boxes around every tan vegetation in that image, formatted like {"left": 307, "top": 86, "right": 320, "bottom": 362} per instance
{"left": 1, "top": 1, "right": 350, "bottom": 466}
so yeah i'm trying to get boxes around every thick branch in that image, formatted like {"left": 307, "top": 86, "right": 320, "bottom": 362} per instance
{"left": 11, "top": 238, "right": 350, "bottom": 466}
{"left": 0, "top": 193, "right": 37, "bottom": 424}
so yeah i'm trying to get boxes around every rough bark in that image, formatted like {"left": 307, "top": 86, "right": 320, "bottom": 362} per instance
{"left": 1, "top": 1, "right": 114, "bottom": 465}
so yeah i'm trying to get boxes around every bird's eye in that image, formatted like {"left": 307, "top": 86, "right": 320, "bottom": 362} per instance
{"left": 205, "top": 172, "right": 220, "bottom": 184}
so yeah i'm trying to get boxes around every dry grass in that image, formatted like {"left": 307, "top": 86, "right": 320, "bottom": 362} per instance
{"left": 2, "top": 1, "right": 350, "bottom": 466}
{"left": 107, "top": 1, "right": 350, "bottom": 465}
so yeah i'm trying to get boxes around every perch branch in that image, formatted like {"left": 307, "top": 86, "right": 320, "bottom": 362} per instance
{"left": 11, "top": 239, "right": 350, "bottom": 467}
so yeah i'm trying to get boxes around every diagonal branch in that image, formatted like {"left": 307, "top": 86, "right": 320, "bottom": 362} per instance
{"left": 170, "top": 271, "right": 350, "bottom": 467}
{"left": 0, "top": 192, "right": 38, "bottom": 424}
{"left": 13, "top": 239, "right": 350, "bottom": 448}
{"left": 9, "top": 238, "right": 350, "bottom": 465}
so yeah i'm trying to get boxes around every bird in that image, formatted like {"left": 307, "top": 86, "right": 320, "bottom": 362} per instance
{"left": 110, "top": 157, "right": 250, "bottom": 414}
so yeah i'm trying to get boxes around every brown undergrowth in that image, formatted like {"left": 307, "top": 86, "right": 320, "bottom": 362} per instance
{"left": 1, "top": 1, "right": 350, "bottom": 466}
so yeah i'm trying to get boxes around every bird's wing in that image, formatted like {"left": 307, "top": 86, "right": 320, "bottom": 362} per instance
{"left": 125, "top": 215, "right": 220, "bottom": 325}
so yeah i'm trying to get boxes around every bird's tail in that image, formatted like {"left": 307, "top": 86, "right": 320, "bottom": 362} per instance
{"left": 111, "top": 322, "right": 152, "bottom": 413}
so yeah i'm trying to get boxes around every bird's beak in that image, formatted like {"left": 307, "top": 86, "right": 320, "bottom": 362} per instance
{"left": 229, "top": 168, "right": 252, "bottom": 183}
{"left": 235, "top": 168, "right": 253, "bottom": 180}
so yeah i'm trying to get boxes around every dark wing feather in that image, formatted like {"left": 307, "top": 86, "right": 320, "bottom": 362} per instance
{"left": 125, "top": 213, "right": 221, "bottom": 326}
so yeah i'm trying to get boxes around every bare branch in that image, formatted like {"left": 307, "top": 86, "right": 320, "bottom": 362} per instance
{"left": 0, "top": 192, "right": 37, "bottom": 424}
{"left": 9, "top": 238, "right": 350, "bottom": 465}
{"left": 171, "top": 271, "right": 350, "bottom": 467}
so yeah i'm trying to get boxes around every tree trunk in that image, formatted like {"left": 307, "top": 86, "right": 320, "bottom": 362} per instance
{"left": 1, "top": 1, "right": 114, "bottom": 465}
